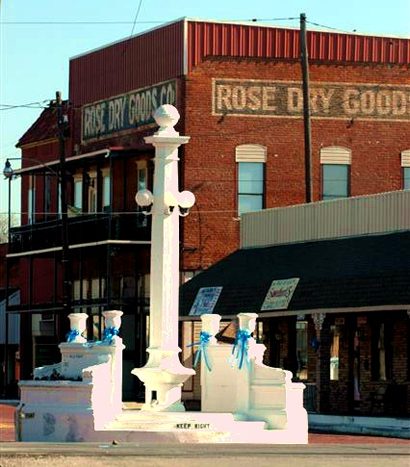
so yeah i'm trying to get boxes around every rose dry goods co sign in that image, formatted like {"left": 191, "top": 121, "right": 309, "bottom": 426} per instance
{"left": 82, "top": 80, "right": 177, "bottom": 142}
{"left": 212, "top": 79, "right": 410, "bottom": 121}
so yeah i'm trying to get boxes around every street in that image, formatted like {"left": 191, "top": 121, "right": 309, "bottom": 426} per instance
{"left": 1, "top": 403, "right": 409, "bottom": 467}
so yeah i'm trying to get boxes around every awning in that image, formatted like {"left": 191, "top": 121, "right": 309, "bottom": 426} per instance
{"left": 179, "top": 231, "right": 410, "bottom": 319}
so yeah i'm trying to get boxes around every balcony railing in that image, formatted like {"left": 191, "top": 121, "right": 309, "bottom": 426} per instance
{"left": 9, "top": 213, "right": 150, "bottom": 254}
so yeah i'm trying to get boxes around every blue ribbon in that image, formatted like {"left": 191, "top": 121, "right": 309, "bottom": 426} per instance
{"left": 232, "top": 329, "right": 252, "bottom": 370}
{"left": 66, "top": 329, "right": 80, "bottom": 343}
{"left": 187, "top": 331, "right": 212, "bottom": 371}
{"left": 102, "top": 326, "right": 119, "bottom": 344}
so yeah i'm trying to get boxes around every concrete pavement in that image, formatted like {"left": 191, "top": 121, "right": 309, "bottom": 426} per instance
{"left": 1, "top": 402, "right": 409, "bottom": 466}
{"left": 0, "top": 442, "right": 409, "bottom": 467}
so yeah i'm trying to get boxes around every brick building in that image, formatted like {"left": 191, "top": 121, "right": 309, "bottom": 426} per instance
{"left": 181, "top": 191, "right": 410, "bottom": 416}
{"left": 4, "top": 19, "right": 410, "bottom": 402}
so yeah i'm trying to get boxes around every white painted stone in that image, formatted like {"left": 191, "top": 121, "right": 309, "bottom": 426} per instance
{"left": 67, "top": 312, "right": 88, "bottom": 343}
{"left": 200, "top": 313, "right": 308, "bottom": 443}
{"left": 201, "top": 314, "right": 221, "bottom": 344}
{"left": 18, "top": 311, "right": 126, "bottom": 441}
{"left": 131, "top": 105, "right": 195, "bottom": 412}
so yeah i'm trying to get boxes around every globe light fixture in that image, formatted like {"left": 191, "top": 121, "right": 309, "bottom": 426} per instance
{"left": 3, "top": 159, "right": 14, "bottom": 179}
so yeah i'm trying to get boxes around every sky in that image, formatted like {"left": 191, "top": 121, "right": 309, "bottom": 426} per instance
{"left": 0, "top": 0, "right": 409, "bottom": 219}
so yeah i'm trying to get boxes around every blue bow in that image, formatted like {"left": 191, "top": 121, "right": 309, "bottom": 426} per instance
{"left": 187, "top": 331, "right": 212, "bottom": 371}
{"left": 66, "top": 329, "right": 80, "bottom": 343}
{"left": 232, "top": 329, "right": 252, "bottom": 370}
{"left": 102, "top": 326, "right": 119, "bottom": 344}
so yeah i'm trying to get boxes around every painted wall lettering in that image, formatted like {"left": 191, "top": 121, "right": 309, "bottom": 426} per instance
{"left": 82, "top": 80, "right": 177, "bottom": 141}
{"left": 213, "top": 79, "right": 410, "bottom": 121}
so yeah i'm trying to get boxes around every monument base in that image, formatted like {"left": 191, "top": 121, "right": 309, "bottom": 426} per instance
{"left": 17, "top": 406, "right": 308, "bottom": 444}
{"left": 131, "top": 348, "right": 195, "bottom": 412}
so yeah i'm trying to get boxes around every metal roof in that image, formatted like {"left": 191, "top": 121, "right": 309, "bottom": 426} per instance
{"left": 180, "top": 231, "right": 410, "bottom": 318}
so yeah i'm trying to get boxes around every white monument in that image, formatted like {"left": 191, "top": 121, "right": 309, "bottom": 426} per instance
{"left": 15, "top": 105, "right": 308, "bottom": 444}
{"left": 131, "top": 105, "right": 195, "bottom": 411}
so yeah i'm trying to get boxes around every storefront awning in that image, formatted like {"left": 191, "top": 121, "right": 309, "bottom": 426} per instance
{"left": 180, "top": 231, "right": 410, "bottom": 319}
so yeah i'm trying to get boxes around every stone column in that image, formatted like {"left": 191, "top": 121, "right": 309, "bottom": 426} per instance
{"left": 131, "top": 105, "right": 195, "bottom": 411}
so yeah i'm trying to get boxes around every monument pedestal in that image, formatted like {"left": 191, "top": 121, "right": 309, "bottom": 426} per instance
{"left": 132, "top": 349, "right": 194, "bottom": 411}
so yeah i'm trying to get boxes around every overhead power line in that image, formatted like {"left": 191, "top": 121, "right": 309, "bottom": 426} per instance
{"left": 0, "top": 16, "right": 300, "bottom": 26}
{"left": 0, "top": 20, "right": 160, "bottom": 25}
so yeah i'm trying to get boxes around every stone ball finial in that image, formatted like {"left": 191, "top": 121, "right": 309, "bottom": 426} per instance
{"left": 154, "top": 105, "right": 180, "bottom": 131}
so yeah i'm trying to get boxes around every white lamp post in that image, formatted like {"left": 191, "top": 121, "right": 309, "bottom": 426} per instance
{"left": 131, "top": 105, "right": 195, "bottom": 411}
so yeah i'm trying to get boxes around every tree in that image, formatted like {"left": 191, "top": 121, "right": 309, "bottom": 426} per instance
{"left": 0, "top": 213, "right": 19, "bottom": 243}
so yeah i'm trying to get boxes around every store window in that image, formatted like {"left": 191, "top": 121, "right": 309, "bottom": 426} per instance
{"left": 320, "top": 146, "right": 351, "bottom": 200}
{"left": 235, "top": 144, "right": 266, "bottom": 216}
{"left": 330, "top": 325, "right": 340, "bottom": 381}
{"left": 371, "top": 320, "right": 392, "bottom": 381}
{"left": 296, "top": 318, "right": 308, "bottom": 380}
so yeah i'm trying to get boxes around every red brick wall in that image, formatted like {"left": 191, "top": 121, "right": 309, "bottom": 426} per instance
{"left": 181, "top": 58, "right": 410, "bottom": 270}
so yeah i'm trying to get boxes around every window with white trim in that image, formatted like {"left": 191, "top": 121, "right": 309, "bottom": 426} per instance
{"left": 401, "top": 150, "right": 410, "bottom": 190}
{"left": 236, "top": 144, "right": 266, "bottom": 216}
{"left": 320, "top": 146, "right": 351, "bottom": 200}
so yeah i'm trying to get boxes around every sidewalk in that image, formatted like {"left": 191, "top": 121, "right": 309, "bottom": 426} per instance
{"left": 309, "top": 413, "right": 410, "bottom": 439}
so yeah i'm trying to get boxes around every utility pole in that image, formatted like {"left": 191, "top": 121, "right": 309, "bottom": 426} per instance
{"left": 300, "top": 13, "right": 313, "bottom": 203}
{"left": 56, "top": 91, "right": 72, "bottom": 332}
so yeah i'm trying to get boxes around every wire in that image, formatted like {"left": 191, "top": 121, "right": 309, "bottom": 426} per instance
{"left": 129, "top": 0, "right": 145, "bottom": 38}
{"left": 306, "top": 20, "right": 356, "bottom": 34}
{"left": 0, "top": 20, "right": 160, "bottom": 25}
{"left": 0, "top": 17, "right": 299, "bottom": 26}
{"left": 0, "top": 101, "right": 49, "bottom": 110}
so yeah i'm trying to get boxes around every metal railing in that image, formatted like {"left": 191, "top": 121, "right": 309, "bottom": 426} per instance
{"left": 9, "top": 213, "right": 150, "bottom": 254}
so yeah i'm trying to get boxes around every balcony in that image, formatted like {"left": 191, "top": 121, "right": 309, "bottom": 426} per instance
{"left": 9, "top": 213, "right": 150, "bottom": 254}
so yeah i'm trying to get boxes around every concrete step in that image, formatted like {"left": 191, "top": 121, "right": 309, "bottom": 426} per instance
{"left": 105, "top": 410, "right": 266, "bottom": 433}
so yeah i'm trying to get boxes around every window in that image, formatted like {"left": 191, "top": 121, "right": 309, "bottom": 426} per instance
{"left": 87, "top": 171, "right": 97, "bottom": 213}
{"left": 371, "top": 320, "right": 392, "bottom": 381}
{"left": 322, "top": 165, "right": 349, "bottom": 200}
{"left": 320, "top": 146, "right": 351, "bottom": 201}
{"left": 44, "top": 174, "right": 51, "bottom": 218}
{"left": 57, "top": 182, "right": 62, "bottom": 218}
{"left": 73, "top": 176, "right": 83, "bottom": 211}
{"left": 296, "top": 318, "right": 308, "bottom": 380}
{"left": 236, "top": 144, "right": 266, "bottom": 216}
{"left": 404, "top": 168, "right": 410, "bottom": 190}
{"left": 401, "top": 150, "right": 410, "bottom": 189}
{"left": 330, "top": 325, "right": 340, "bottom": 381}
{"left": 102, "top": 170, "right": 111, "bottom": 210}
{"left": 28, "top": 175, "right": 36, "bottom": 224}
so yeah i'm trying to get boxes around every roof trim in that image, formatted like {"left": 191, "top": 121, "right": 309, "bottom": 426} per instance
{"left": 18, "top": 138, "right": 58, "bottom": 150}
{"left": 180, "top": 304, "right": 410, "bottom": 321}
{"left": 14, "top": 149, "right": 110, "bottom": 175}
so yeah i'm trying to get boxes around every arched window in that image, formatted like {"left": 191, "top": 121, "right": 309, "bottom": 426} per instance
{"left": 235, "top": 144, "right": 267, "bottom": 215}
{"left": 320, "top": 146, "right": 351, "bottom": 200}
